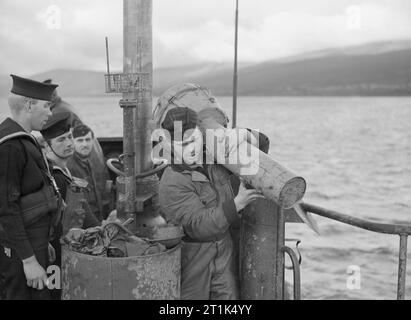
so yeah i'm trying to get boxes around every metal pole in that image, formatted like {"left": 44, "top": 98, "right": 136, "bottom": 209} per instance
{"left": 105, "top": 36, "right": 110, "bottom": 75}
{"left": 123, "top": 0, "right": 153, "bottom": 174}
{"left": 232, "top": 0, "right": 239, "bottom": 128}
{"left": 120, "top": 1, "right": 144, "bottom": 216}
{"left": 119, "top": 100, "right": 136, "bottom": 216}
{"left": 275, "top": 207, "right": 285, "bottom": 299}
{"left": 240, "top": 200, "right": 280, "bottom": 299}
{"left": 397, "top": 234, "right": 408, "bottom": 300}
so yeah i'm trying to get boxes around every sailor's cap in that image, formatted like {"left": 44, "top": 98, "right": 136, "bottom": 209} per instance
{"left": 73, "top": 124, "right": 93, "bottom": 139}
{"left": 40, "top": 112, "right": 71, "bottom": 140}
{"left": 10, "top": 74, "right": 58, "bottom": 101}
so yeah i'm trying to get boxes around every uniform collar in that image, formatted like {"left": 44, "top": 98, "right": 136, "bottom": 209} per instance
{"left": 73, "top": 151, "right": 90, "bottom": 166}
{"left": 52, "top": 164, "right": 73, "bottom": 180}
{"left": 0, "top": 117, "right": 37, "bottom": 145}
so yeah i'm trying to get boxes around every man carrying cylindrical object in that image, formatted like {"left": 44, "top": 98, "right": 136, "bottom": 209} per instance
{"left": 154, "top": 83, "right": 307, "bottom": 300}
{"left": 158, "top": 107, "right": 263, "bottom": 299}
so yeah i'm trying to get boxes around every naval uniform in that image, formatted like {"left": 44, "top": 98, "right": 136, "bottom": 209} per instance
{"left": 48, "top": 164, "right": 100, "bottom": 300}
{"left": 0, "top": 118, "right": 57, "bottom": 300}
{"left": 67, "top": 152, "right": 110, "bottom": 222}
{"left": 52, "top": 98, "right": 112, "bottom": 220}
{"left": 50, "top": 164, "right": 100, "bottom": 236}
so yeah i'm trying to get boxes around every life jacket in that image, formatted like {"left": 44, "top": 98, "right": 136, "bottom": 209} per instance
{"left": 51, "top": 164, "right": 99, "bottom": 235}
{"left": 0, "top": 130, "right": 61, "bottom": 229}
{"left": 60, "top": 176, "right": 88, "bottom": 236}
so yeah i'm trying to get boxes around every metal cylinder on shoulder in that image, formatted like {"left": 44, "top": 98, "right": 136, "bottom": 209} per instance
{"left": 198, "top": 110, "right": 306, "bottom": 210}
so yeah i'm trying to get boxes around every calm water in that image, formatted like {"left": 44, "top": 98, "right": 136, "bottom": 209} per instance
{"left": 1, "top": 96, "right": 411, "bottom": 299}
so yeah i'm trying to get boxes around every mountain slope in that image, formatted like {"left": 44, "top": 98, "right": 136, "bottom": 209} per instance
{"left": 1, "top": 40, "right": 410, "bottom": 97}
{"left": 197, "top": 49, "right": 411, "bottom": 96}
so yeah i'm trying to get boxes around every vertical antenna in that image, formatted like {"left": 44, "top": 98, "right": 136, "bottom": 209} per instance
{"left": 105, "top": 36, "right": 111, "bottom": 74}
{"left": 232, "top": 0, "right": 239, "bottom": 128}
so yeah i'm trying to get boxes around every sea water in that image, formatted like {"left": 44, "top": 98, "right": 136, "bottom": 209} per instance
{"left": 1, "top": 96, "right": 410, "bottom": 299}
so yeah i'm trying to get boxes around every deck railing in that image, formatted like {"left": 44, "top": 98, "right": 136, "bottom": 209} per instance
{"left": 290, "top": 202, "right": 411, "bottom": 300}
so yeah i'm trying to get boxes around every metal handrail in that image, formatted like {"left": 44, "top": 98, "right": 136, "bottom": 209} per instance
{"left": 301, "top": 202, "right": 410, "bottom": 300}
{"left": 302, "top": 202, "right": 411, "bottom": 235}
{"left": 281, "top": 246, "right": 301, "bottom": 300}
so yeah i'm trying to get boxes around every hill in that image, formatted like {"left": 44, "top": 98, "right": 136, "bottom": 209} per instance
{"left": 1, "top": 40, "right": 410, "bottom": 97}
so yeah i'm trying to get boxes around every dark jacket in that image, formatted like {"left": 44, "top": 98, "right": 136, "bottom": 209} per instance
{"left": 0, "top": 118, "right": 54, "bottom": 260}
{"left": 50, "top": 164, "right": 100, "bottom": 230}
{"left": 67, "top": 152, "right": 110, "bottom": 221}
{"left": 159, "top": 164, "right": 240, "bottom": 299}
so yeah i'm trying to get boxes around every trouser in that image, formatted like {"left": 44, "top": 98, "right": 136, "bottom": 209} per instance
{"left": 181, "top": 236, "right": 239, "bottom": 300}
{"left": 0, "top": 216, "right": 51, "bottom": 300}
{"left": 0, "top": 246, "right": 50, "bottom": 300}
{"left": 229, "top": 224, "right": 240, "bottom": 289}
{"left": 0, "top": 273, "right": 5, "bottom": 300}
{"left": 50, "top": 236, "right": 62, "bottom": 300}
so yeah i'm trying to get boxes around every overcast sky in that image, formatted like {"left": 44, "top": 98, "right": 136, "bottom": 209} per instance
{"left": 1, "top": 0, "right": 410, "bottom": 76}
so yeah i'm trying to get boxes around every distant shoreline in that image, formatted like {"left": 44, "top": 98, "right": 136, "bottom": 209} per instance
{"left": 2, "top": 94, "right": 411, "bottom": 100}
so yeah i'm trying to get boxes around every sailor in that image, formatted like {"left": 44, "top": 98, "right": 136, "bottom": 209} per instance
{"left": 44, "top": 79, "right": 112, "bottom": 216}
{"left": 39, "top": 112, "right": 100, "bottom": 299}
{"left": 158, "top": 107, "right": 263, "bottom": 300}
{"left": 0, "top": 75, "right": 59, "bottom": 300}
{"left": 40, "top": 112, "right": 101, "bottom": 228}
{"left": 40, "top": 112, "right": 79, "bottom": 199}
{"left": 67, "top": 124, "right": 112, "bottom": 221}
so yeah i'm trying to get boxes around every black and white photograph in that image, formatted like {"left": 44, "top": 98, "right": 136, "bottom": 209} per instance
{"left": 0, "top": 0, "right": 410, "bottom": 305}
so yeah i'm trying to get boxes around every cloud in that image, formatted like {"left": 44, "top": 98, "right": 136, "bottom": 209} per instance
{"left": 155, "top": 1, "right": 411, "bottom": 63}
{"left": 234, "top": 3, "right": 411, "bottom": 62}
{"left": 0, "top": 0, "right": 123, "bottom": 75}
{"left": 0, "top": 0, "right": 410, "bottom": 76}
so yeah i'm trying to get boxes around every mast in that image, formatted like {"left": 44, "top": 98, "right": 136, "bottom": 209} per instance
{"left": 123, "top": 0, "right": 153, "bottom": 175}
{"left": 105, "top": 36, "right": 110, "bottom": 75}
{"left": 232, "top": 0, "right": 239, "bottom": 128}
{"left": 105, "top": 0, "right": 157, "bottom": 220}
